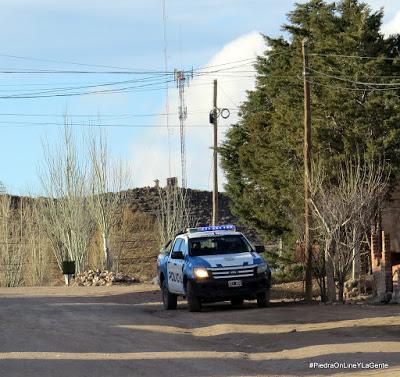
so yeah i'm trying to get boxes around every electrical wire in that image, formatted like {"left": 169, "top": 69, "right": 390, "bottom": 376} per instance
{"left": 0, "top": 65, "right": 261, "bottom": 99}
{"left": 0, "top": 74, "right": 171, "bottom": 94}
{"left": 0, "top": 74, "right": 257, "bottom": 96}
{"left": 309, "top": 67, "right": 400, "bottom": 88}
{"left": 0, "top": 68, "right": 173, "bottom": 75}
{"left": 0, "top": 53, "right": 139, "bottom": 71}
{"left": 0, "top": 108, "right": 239, "bottom": 118}
{"left": 0, "top": 78, "right": 177, "bottom": 99}
{"left": 194, "top": 57, "right": 256, "bottom": 71}
{"left": 309, "top": 53, "right": 400, "bottom": 61}
{"left": 0, "top": 121, "right": 231, "bottom": 128}
{"left": 0, "top": 109, "right": 239, "bottom": 117}
{"left": 0, "top": 59, "right": 259, "bottom": 75}
{"left": 219, "top": 83, "right": 240, "bottom": 109}
{"left": 0, "top": 77, "right": 261, "bottom": 99}
{"left": 305, "top": 77, "right": 400, "bottom": 93}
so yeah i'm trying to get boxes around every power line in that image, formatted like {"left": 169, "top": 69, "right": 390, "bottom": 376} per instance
{"left": 310, "top": 53, "right": 400, "bottom": 61}
{"left": 0, "top": 55, "right": 260, "bottom": 74}
{"left": 305, "top": 77, "right": 400, "bottom": 93}
{"left": 309, "top": 67, "right": 400, "bottom": 87}
{"left": 0, "top": 111, "right": 178, "bottom": 118}
{"left": 0, "top": 75, "right": 171, "bottom": 94}
{"left": 0, "top": 77, "right": 261, "bottom": 100}
{"left": 0, "top": 121, "right": 231, "bottom": 128}
{"left": 0, "top": 52, "right": 140, "bottom": 71}
{"left": 194, "top": 58, "right": 256, "bottom": 71}
{"left": 0, "top": 59, "right": 260, "bottom": 76}
{"left": 0, "top": 69, "right": 262, "bottom": 99}
{"left": 0, "top": 68, "right": 174, "bottom": 75}
{"left": 193, "top": 51, "right": 292, "bottom": 72}
{"left": 0, "top": 78, "right": 177, "bottom": 99}
{"left": 0, "top": 109, "right": 235, "bottom": 117}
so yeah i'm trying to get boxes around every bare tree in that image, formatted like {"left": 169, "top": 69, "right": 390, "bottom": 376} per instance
{"left": 0, "top": 195, "right": 24, "bottom": 287}
{"left": 88, "top": 128, "right": 131, "bottom": 270}
{"left": 23, "top": 199, "right": 50, "bottom": 286}
{"left": 157, "top": 185, "right": 192, "bottom": 246}
{"left": 0, "top": 181, "right": 6, "bottom": 194}
{"left": 310, "top": 158, "right": 389, "bottom": 301}
{"left": 309, "top": 163, "right": 342, "bottom": 301}
{"left": 38, "top": 120, "right": 92, "bottom": 273}
{"left": 111, "top": 208, "right": 159, "bottom": 279}
{"left": 335, "top": 159, "right": 389, "bottom": 300}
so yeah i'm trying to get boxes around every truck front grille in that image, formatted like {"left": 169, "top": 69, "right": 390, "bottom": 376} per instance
{"left": 209, "top": 266, "right": 255, "bottom": 279}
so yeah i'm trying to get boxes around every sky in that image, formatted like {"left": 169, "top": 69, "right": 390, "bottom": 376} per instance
{"left": 0, "top": 0, "right": 399, "bottom": 195}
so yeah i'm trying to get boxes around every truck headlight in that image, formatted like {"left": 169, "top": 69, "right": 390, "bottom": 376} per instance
{"left": 194, "top": 268, "right": 209, "bottom": 279}
{"left": 257, "top": 264, "right": 268, "bottom": 274}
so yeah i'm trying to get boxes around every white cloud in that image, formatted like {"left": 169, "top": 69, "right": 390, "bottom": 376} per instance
{"left": 382, "top": 10, "right": 400, "bottom": 36}
{"left": 131, "top": 6, "right": 400, "bottom": 190}
{"left": 366, "top": 0, "right": 399, "bottom": 14}
{"left": 131, "top": 31, "right": 266, "bottom": 190}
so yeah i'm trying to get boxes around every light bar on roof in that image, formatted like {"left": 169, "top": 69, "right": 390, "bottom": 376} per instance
{"left": 188, "top": 225, "right": 236, "bottom": 233}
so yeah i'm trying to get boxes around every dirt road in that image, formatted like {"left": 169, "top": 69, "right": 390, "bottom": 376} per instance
{"left": 0, "top": 285, "right": 399, "bottom": 377}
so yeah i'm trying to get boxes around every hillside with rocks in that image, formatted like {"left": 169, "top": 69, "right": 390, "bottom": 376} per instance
{"left": 124, "top": 187, "right": 236, "bottom": 226}
{"left": 0, "top": 188, "right": 247, "bottom": 285}
{"left": 109, "top": 187, "right": 244, "bottom": 280}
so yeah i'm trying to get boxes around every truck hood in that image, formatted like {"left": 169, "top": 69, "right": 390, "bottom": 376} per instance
{"left": 199, "top": 252, "right": 256, "bottom": 268}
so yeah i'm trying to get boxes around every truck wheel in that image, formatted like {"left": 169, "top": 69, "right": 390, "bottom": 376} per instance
{"left": 162, "top": 281, "right": 177, "bottom": 310}
{"left": 187, "top": 281, "right": 201, "bottom": 312}
{"left": 257, "top": 289, "right": 270, "bottom": 308}
{"left": 231, "top": 298, "right": 244, "bottom": 307}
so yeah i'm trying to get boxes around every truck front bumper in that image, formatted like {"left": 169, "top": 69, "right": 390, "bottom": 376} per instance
{"left": 189, "top": 273, "right": 271, "bottom": 302}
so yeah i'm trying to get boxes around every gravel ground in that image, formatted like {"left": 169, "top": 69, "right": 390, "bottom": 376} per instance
{"left": 0, "top": 284, "right": 399, "bottom": 377}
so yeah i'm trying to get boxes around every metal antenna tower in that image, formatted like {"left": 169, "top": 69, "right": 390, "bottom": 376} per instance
{"left": 174, "top": 69, "right": 192, "bottom": 188}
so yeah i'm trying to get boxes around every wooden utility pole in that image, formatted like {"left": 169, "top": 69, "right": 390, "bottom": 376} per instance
{"left": 212, "top": 79, "right": 218, "bottom": 226}
{"left": 302, "top": 38, "right": 313, "bottom": 302}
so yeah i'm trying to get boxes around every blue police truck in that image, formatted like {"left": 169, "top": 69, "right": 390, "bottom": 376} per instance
{"left": 157, "top": 225, "right": 271, "bottom": 312}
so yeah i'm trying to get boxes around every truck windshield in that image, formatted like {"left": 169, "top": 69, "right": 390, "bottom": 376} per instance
{"left": 189, "top": 235, "right": 252, "bottom": 256}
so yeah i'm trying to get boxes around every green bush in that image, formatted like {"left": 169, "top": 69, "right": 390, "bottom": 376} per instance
{"left": 262, "top": 249, "right": 303, "bottom": 284}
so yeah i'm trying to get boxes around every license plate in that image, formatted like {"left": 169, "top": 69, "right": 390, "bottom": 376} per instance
{"left": 228, "top": 280, "right": 242, "bottom": 288}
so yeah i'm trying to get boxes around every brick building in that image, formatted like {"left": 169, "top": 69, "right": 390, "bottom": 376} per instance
{"left": 371, "top": 187, "right": 400, "bottom": 301}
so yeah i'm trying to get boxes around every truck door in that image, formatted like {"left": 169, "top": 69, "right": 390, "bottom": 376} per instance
{"left": 167, "top": 238, "right": 185, "bottom": 294}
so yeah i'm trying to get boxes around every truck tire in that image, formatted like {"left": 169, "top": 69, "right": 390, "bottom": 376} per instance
{"left": 162, "top": 280, "right": 177, "bottom": 310}
{"left": 257, "top": 289, "right": 270, "bottom": 308}
{"left": 187, "top": 281, "right": 201, "bottom": 312}
{"left": 231, "top": 298, "right": 244, "bottom": 307}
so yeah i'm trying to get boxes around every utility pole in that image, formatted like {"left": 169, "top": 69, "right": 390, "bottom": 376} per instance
{"left": 302, "top": 38, "right": 313, "bottom": 302}
{"left": 212, "top": 79, "right": 218, "bottom": 226}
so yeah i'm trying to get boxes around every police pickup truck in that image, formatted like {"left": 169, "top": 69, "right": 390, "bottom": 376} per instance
{"left": 157, "top": 225, "right": 271, "bottom": 312}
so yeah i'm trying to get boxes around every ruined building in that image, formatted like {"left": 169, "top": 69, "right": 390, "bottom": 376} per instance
{"left": 371, "top": 187, "right": 400, "bottom": 302}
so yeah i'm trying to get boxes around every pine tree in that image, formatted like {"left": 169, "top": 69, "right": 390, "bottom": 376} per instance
{"left": 220, "top": 0, "right": 400, "bottom": 242}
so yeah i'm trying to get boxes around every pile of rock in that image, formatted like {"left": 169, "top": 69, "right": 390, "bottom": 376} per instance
{"left": 344, "top": 277, "right": 374, "bottom": 300}
{"left": 74, "top": 269, "right": 136, "bottom": 286}
{"left": 344, "top": 279, "right": 360, "bottom": 299}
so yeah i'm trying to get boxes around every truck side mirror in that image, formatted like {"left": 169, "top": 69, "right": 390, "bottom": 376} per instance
{"left": 171, "top": 251, "right": 184, "bottom": 260}
{"left": 255, "top": 245, "right": 265, "bottom": 253}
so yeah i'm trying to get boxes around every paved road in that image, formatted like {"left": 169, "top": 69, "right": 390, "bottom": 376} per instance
{"left": 0, "top": 285, "right": 399, "bottom": 377}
